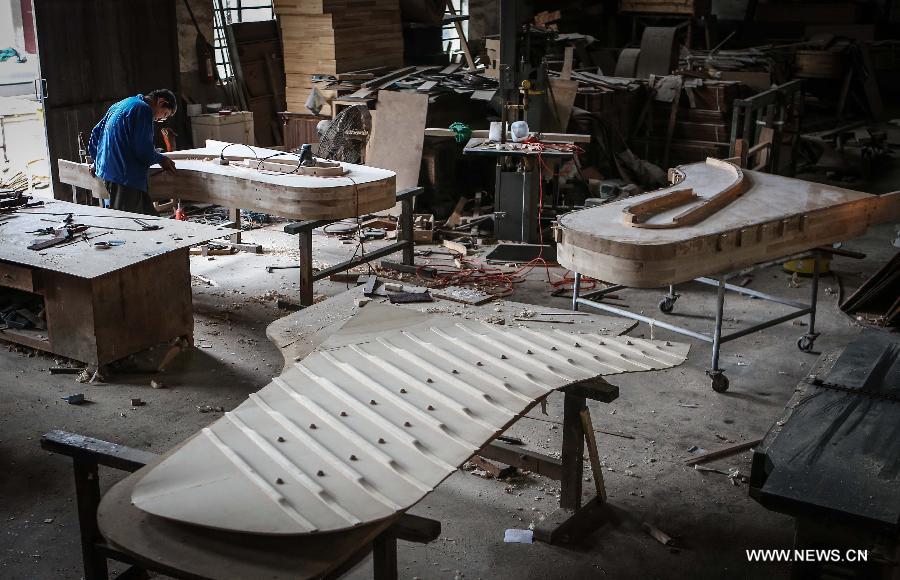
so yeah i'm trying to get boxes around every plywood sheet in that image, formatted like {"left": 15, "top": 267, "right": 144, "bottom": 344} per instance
{"left": 132, "top": 304, "right": 688, "bottom": 535}
{"left": 556, "top": 160, "right": 900, "bottom": 287}
{"left": 548, "top": 78, "right": 578, "bottom": 133}
{"left": 0, "top": 199, "right": 229, "bottom": 279}
{"left": 366, "top": 91, "right": 428, "bottom": 193}
{"left": 58, "top": 141, "right": 397, "bottom": 221}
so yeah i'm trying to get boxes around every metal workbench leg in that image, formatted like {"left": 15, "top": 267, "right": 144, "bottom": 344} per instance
{"left": 798, "top": 252, "right": 821, "bottom": 353}
{"left": 298, "top": 227, "right": 314, "bottom": 306}
{"left": 707, "top": 277, "right": 729, "bottom": 392}
{"left": 571, "top": 272, "right": 581, "bottom": 312}
{"left": 400, "top": 195, "right": 414, "bottom": 266}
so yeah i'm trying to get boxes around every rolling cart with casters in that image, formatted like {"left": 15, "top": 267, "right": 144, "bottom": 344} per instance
{"left": 571, "top": 249, "right": 843, "bottom": 392}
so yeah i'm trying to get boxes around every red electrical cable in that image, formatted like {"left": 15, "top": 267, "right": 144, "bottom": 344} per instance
{"left": 405, "top": 138, "right": 595, "bottom": 299}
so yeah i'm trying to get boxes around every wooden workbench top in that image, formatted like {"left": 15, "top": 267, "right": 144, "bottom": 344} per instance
{"left": 0, "top": 199, "right": 229, "bottom": 279}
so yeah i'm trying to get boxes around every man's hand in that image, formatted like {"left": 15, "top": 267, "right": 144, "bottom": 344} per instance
{"left": 160, "top": 157, "right": 177, "bottom": 175}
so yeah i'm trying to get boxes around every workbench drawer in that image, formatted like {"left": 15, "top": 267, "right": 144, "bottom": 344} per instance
{"left": 0, "top": 261, "right": 34, "bottom": 292}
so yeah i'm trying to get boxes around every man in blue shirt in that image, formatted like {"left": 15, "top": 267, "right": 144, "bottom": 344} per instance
{"left": 88, "top": 89, "right": 178, "bottom": 215}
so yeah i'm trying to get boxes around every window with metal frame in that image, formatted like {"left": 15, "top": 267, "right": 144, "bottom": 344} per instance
{"left": 212, "top": 0, "right": 274, "bottom": 80}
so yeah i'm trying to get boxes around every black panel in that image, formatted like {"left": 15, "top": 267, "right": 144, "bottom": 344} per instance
{"left": 751, "top": 330, "right": 900, "bottom": 532}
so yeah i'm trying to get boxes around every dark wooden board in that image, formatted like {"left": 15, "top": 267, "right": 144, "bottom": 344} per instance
{"left": 750, "top": 331, "right": 900, "bottom": 532}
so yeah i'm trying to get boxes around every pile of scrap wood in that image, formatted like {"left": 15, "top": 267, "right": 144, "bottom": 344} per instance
{"left": 312, "top": 63, "right": 497, "bottom": 111}
{"left": 632, "top": 76, "right": 747, "bottom": 167}
{"left": 841, "top": 251, "right": 900, "bottom": 327}
{"left": 561, "top": 72, "right": 646, "bottom": 138}
{"left": 274, "top": 0, "right": 404, "bottom": 116}
{"left": 682, "top": 46, "right": 784, "bottom": 91}
{"left": 1, "top": 171, "right": 48, "bottom": 195}
{"left": 798, "top": 123, "right": 895, "bottom": 182}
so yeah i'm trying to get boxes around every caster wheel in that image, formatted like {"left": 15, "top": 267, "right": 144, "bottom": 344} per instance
{"left": 797, "top": 336, "right": 815, "bottom": 352}
{"left": 710, "top": 373, "right": 729, "bottom": 393}
{"left": 658, "top": 297, "right": 676, "bottom": 314}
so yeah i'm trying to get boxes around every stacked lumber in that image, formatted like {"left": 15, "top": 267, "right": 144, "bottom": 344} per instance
{"left": 567, "top": 72, "right": 646, "bottom": 139}
{"left": 274, "top": 0, "right": 404, "bottom": 115}
{"left": 619, "top": 0, "right": 711, "bottom": 16}
{"left": 637, "top": 79, "right": 746, "bottom": 166}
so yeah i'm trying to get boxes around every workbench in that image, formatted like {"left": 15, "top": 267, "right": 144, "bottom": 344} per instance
{"left": 266, "top": 285, "right": 639, "bottom": 544}
{"left": 749, "top": 331, "right": 900, "bottom": 578}
{"left": 0, "top": 199, "right": 228, "bottom": 365}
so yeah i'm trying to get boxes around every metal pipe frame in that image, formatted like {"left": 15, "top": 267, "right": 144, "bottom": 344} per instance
{"left": 274, "top": 187, "right": 422, "bottom": 306}
{"left": 573, "top": 251, "right": 821, "bottom": 381}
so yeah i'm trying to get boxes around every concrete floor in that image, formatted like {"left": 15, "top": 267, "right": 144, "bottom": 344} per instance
{"left": 1, "top": 217, "right": 897, "bottom": 579}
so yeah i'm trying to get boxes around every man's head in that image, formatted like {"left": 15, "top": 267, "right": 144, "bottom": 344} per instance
{"left": 144, "top": 89, "right": 177, "bottom": 123}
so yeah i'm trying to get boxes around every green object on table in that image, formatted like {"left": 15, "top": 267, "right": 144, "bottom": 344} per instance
{"left": 448, "top": 122, "right": 472, "bottom": 145}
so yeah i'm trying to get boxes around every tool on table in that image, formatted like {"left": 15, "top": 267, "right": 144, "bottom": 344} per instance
{"left": 28, "top": 214, "right": 90, "bottom": 250}
{"left": 94, "top": 240, "right": 125, "bottom": 250}
{"left": 134, "top": 218, "right": 162, "bottom": 231}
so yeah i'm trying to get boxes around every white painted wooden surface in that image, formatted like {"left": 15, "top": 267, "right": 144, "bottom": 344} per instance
{"left": 132, "top": 305, "right": 689, "bottom": 535}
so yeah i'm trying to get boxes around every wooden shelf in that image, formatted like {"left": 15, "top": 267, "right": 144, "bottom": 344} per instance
{"left": 0, "top": 327, "right": 51, "bottom": 352}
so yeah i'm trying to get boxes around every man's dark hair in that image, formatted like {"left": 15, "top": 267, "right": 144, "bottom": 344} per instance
{"left": 145, "top": 89, "right": 177, "bottom": 113}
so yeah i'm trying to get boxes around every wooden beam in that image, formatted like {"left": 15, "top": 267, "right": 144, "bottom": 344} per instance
{"left": 685, "top": 438, "right": 763, "bottom": 466}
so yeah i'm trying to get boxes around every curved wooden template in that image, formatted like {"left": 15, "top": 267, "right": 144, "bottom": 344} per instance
{"left": 556, "top": 162, "right": 899, "bottom": 288}
{"left": 131, "top": 304, "right": 689, "bottom": 536}
{"left": 165, "top": 153, "right": 350, "bottom": 177}
{"left": 57, "top": 141, "right": 397, "bottom": 221}
{"left": 622, "top": 159, "right": 749, "bottom": 229}
{"left": 621, "top": 188, "right": 698, "bottom": 227}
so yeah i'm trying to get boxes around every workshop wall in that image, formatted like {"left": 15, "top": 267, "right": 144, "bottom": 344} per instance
{"left": 176, "top": 0, "right": 219, "bottom": 107}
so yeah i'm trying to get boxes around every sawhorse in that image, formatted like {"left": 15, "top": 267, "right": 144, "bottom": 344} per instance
{"left": 479, "top": 377, "right": 618, "bottom": 544}
{"left": 270, "top": 187, "right": 423, "bottom": 306}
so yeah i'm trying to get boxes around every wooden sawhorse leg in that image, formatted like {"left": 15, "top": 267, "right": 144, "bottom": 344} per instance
{"left": 373, "top": 514, "right": 441, "bottom": 580}
{"left": 41, "top": 431, "right": 156, "bottom": 580}
{"left": 229, "top": 207, "right": 242, "bottom": 244}
{"left": 479, "top": 378, "right": 618, "bottom": 545}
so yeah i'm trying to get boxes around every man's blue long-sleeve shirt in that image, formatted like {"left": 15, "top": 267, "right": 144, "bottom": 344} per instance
{"left": 88, "top": 95, "right": 165, "bottom": 192}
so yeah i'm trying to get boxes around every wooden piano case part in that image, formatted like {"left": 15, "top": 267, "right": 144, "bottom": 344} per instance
{"left": 131, "top": 304, "right": 689, "bottom": 536}
{"left": 622, "top": 158, "right": 748, "bottom": 228}
{"left": 57, "top": 140, "right": 397, "bottom": 221}
{"left": 556, "top": 160, "right": 900, "bottom": 288}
